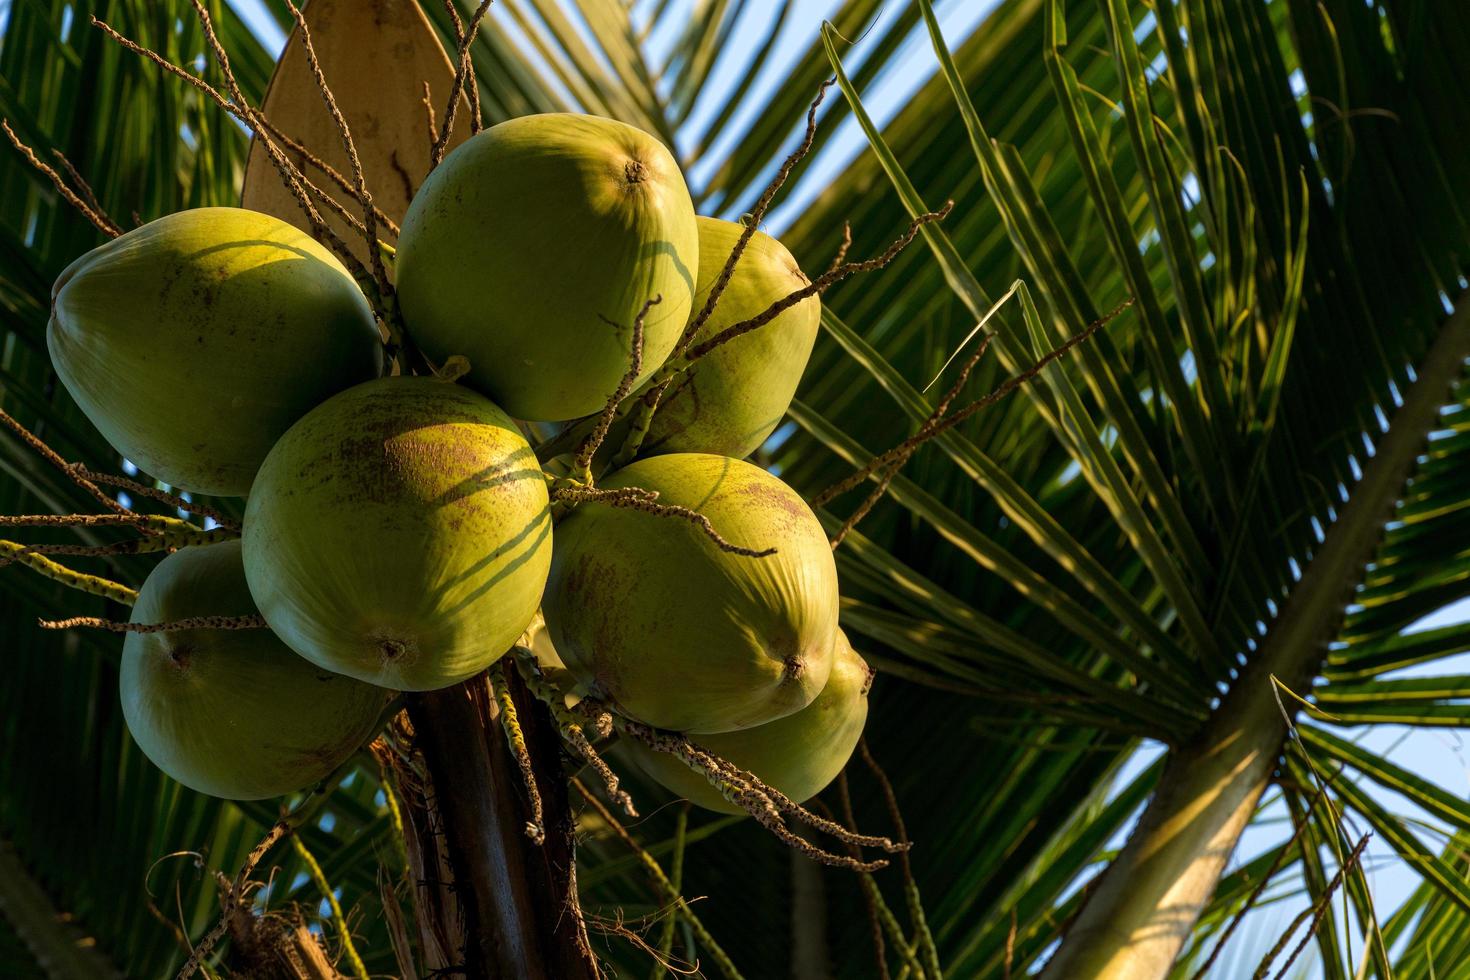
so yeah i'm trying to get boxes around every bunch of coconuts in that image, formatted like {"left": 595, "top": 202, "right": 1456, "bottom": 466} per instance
{"left": 48, "top": 112, "right": 870, "bottom": 814}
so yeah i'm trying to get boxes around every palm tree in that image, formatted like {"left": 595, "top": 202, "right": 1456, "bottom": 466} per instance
{"left": 1, "top": 0, "right": 1467, "bottom": 977}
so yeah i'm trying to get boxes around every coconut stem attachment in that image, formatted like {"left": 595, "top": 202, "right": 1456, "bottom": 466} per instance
{"left": 1, "top": 120, "right": 123, "bottom": 237}
{"left": 38, "top": 614, "right": 269, "bottom": 633}
{"left": 554, "top": 484, "right": 777, "bottom": 558}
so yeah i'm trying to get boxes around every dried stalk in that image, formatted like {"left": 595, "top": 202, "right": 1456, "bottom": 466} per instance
{"left": 1, "top": 120, "right": 122, "bottom": 236}
{"left": 431, "top": 0, "right": 494, "bottom": 167}
{"left": 39, "top": 614, "right": 268, "bottom": 633}
{"left": 813, "top": 297, "right": 1133, "bottom": 520}
{"left": 553, "top": 484, "right": 776, "bottom": 558}
{"left": 574, "top": 296, "right": 660, "bottom": 476}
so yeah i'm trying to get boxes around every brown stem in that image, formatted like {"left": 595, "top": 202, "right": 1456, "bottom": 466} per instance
{"left": 813, "top": 297, "right": 1129, "bottom": 511}
{"left": 685, "top": 204, "right": 954, "bottom": 362}
{"left": 431, "top": 0, "right": 493, "bottom": 168}
{"left": 575, "top": 296, "right": 660, "bottom": 474}
{"left": 1, "top": 120, "right": 122, "bottom": 236}
{"left": 554, "top": 484, "right": 777, "bottom": 558}
{"left": 283, "top": 1, "right": 391, "bottom": 297}
{"left": 0, "top": 407, "right": 134, "bottom": 519}
{"left": 675, "top": 80, "right": 833, "bottom": 356}
{"left": 405, "top": 670, "right": 597, "bottom": 980}
{"left": 39, "top": 614, "right": 268, "bottom": 633}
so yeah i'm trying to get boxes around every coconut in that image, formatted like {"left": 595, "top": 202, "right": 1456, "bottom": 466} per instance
{"left": 617, "top": 630, "right": 871, "bottom": 814}
{"left": 242, "top": 377, "right": 552, "bottom": 691}
{"left": 48, "top": 207, "right": 382, "bottom": 496}
{"left": 543, "top": 452, "right": 838, "bottom": 733}
{"left": 395, "top": 113, "right": 698, "bottom": 422}
{"left": 120, "top": 541, "right": 390, "bottom": 800}
{"left": 641, "top": 217, "right": 820, "bottom": 459}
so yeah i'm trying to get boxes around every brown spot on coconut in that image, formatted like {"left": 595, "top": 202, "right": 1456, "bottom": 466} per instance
{"left": 120, "top": 540, "right": 391, "bottom": 801}
{"left": 242, "top": 377, "right": 552, "bottom": 691}
{"left": 543, "top": 452, "right": 839, "bottom": 734}
{"left": 615, "top": 630, "right": 872, "bottom": 815}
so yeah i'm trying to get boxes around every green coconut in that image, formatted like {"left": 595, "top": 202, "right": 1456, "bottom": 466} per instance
{"left": 617, "top": 630, "right": 872, "bottom": 814}
{"left": 48, "top": 207, "right": 382, "bottom": 496}
{"left": 543, "top": 452, "right": 838, "bottom": 734}
{"left": 242, "top": 376, "right": 552, "bottom": 691}
{"left": 120, "top": 540, "right": 390, "bottom": 800}
{"left": 641, "top": 216, "right": 820, "bottom": 459}
{"left": 395, "top": 113, "right": 698, "bottom": 422}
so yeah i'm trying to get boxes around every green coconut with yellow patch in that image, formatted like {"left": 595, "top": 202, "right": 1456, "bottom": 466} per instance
{"left": 641, "top": 216, "right": 820, "bottom": 459}
{"left": 243, "top": 376, "right": 552, "bottom": 691}
{"left": 543, "top": 452, "right": 839, "bottom": 734}
{"left": 48, "top": 207, "right": 382, "bottom": 496}
{"left": 121, "top": 540, "right": 391, "bottom": 800}
{"left": 617, "top": 629, "right": 872, "bottom": 814}
{"left": 395, "top": 113, "right": 698, "bottom": 422}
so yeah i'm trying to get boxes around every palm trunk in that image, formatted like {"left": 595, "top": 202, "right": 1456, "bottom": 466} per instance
{"left": 399, "top": 668, "right": 598, "bottom": 980}
{"left": 1041, "top": 296, "right": 1470, "bottom": 979}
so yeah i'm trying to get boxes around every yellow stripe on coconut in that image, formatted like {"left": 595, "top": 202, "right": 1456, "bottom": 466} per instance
{"left": 544, "top": 453, "right": 839, "bottom": 734}
{"left": 396, "top": 113, "right": 698, "bottom": 422}
{"left": 121, "top": 541, "right": 392, "bottom": 801}
{"left": 616, "top": 630, "right": 872, "bottom": 814}
{"left": 641, "top": 216, "right": 820, "bottom": 460}
{"left": 242, "top": 377, "right": 552, "bottom": 691}
{"left": 48, "top": 207, "right": 382, "bottom": 497}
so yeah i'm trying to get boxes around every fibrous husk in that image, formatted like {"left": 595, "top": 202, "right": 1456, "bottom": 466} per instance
{"left": 616, "top": 629, "right": 872, "bottom": 814}
{"left": 543, "top": 452, "right": 838, "bottom": 734}
{"left": 121, "top": 540, "right": 391, "bottom": 800}
{"left": 395, "top": 113, "right": 698, "bottom": 422}
{"left": 243, "top": 377, "right": 552, "bottom": 691}
{"left": 48, "top": 207, "right": 382, "bottom": 496}
{"left": 642, "top": 216, "right": 820, "bottom": 459}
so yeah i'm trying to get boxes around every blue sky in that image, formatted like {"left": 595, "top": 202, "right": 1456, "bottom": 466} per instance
{"left": 222, "top": 1, "right": 1470, "bottom": 974}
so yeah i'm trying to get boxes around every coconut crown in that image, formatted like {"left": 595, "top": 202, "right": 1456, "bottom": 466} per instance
{"left": 544, "top": 452, "right": 839, "bottom": 734}
{"left": 243, "top": 376, "right": 554, "bottom": 692}
{"left": 48, "top": 207, "right": 382, "bottom": 497}
{"left": 640, "top": 216, "right": 821, "bottom": 460}
{"left": 121, "top": 540, "right": 390, "bottom": 800}
{"left": 617, "top": 630, "right": 872, "bottom": 814}
{"left": 396, "top": 112, "right": 699, "bottom": 422}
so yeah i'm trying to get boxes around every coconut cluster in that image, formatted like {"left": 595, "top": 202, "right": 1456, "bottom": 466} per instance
{"left": 48, "top": 113, "right": 868, "bottom": 811}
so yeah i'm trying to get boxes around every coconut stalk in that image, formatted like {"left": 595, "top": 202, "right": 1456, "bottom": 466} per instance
{"left": 1040, "top": 294, "right": 1470, "bottom": 979}
{"left": 402, "top": 669, "right": 598, "bottom": 980}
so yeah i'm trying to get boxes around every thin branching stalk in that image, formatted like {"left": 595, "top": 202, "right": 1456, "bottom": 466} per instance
{"left": 39, "top": 614, "right": 268, "bottom": 633}
{"left": 1, "top": 120, "right": 122, "bottom": 236}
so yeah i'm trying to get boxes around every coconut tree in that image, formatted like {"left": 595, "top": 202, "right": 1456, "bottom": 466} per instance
{"left": 0, "top": 0, "right": 1467, "bottom": 977}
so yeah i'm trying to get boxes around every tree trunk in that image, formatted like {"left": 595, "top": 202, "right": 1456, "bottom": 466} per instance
{"left": 399, "top": 668, "right": 598, "bottom": 980}
{"left": 1041, "top": 296, "right": 1470, "bottom": 979}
